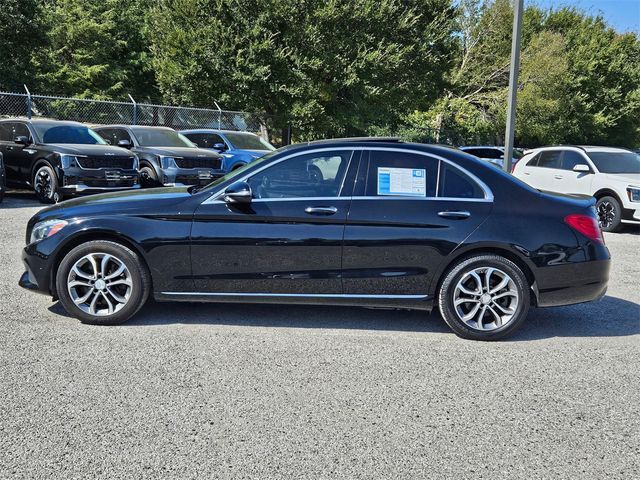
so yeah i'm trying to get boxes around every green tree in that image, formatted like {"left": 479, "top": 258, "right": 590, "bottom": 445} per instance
{"left": 147, "top": 0, "right": 456, "bottom": 139}
{"left": 32, "top": 0, "right": 158, "bottom": 99}
{"left": 0, "top": 0, "right": 45, "bottom": 91}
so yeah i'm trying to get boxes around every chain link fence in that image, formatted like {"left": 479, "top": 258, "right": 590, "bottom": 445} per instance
{"left": 0, "top": 90, "right": 281, "bottom": 143}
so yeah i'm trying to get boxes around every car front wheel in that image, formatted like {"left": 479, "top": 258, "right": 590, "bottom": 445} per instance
{"left": 55, "top": 240, "right": 151, "bottom": 325}
{"left": 596, "top": 196, "right": 622, "bottom": 232}
{"left": 438, "top": 254, "right": 530, "bottom": 340}
{"left": 33, "top": 165, "right": 61, "bottom": 204}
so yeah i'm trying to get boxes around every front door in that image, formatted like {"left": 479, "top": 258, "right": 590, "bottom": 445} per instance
{"left": 342, "top": 149, "right": 493, "bottom": 296}
{"left": 190, "top": 149, "right": 359, "bottom": 294}
{"left": 554, "top": 150, "right": 594, "bottom": 195}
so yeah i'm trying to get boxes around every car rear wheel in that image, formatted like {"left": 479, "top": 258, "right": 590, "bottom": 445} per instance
{"left": 33, "top": 165, "right": 61, "bottom": 204}
{"left": 438, "top": 254, "right": 530, "bottom": 340}
{"left": 55, "top": 240, "right": 151, "bottom": 325}
{"left": 596, "top": 196, "right": 622, "bottom": 232}
{"left": 139, "top": 165, "right": 160, "bottom": 188}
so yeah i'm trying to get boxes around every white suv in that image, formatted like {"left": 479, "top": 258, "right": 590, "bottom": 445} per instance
{"left": 513, "top": 146, "right": 640, "bottom": 232}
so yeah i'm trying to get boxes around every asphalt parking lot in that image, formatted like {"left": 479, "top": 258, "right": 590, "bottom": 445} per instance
{"left": 0, "top": 191, "right": 638, "bottom": 479}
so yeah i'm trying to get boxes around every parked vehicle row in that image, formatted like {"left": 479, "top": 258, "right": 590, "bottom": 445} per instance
{"left": 19, "top": 138, "right": 611, "bottom": 340}
{"left": 0, "top": 118, "right": 275, "bottom": 204}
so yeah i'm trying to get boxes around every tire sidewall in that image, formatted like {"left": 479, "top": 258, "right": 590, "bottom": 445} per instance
{"left": 34, "top": 164, "right": 61, "bottom": 204}
{"left": 55, "top": 241, "right": 149, "bottom": 325}
{"left": 596, "top": 196, "right": 622, "bottom": 232}
{"left": 140, "top": 166, "right": 159, "bottom": 188}
{"left": 438, "top": 255, "right": 530, "bottom": 341}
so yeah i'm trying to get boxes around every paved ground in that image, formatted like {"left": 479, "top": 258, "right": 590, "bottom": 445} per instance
{"left": 0, "top": 191, "right": 638, "bottom": 480}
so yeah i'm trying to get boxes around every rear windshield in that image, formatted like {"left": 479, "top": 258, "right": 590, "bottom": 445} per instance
{"left": 587, "top": 151, "right": 640, "bottom": 174}
{"left": 34, "top": 124, "right": 107, "bottom": 145}
{"left": 225, "top": 132, "right": 275, "bottom": 151}
{"left": 132, "top": 128, "right": 196, "bottom": 148}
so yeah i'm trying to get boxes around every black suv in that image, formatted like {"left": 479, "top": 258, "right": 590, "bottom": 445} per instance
{"left": 94, "top": 125, "right": 224, "bottom": 188}
{"left": 0, "top": 119, "right": 139, "bottom": 203}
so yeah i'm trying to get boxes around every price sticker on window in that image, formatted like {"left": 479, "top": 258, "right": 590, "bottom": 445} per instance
{"left": 377, "top": 167, "right": 426, "bottom": 196}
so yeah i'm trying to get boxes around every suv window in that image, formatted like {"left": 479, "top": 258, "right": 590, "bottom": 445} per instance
{"left": 96, "top": 128, "right": 116, "bottom": 145}
{"left": 537, "top": 151, "right": 562, "bottom": 169}
{"left": 365, "top": 150, "right": 438, "bottom": 197}
{"left": 480, "top": 148, "right": 503, "bottom": 159}
{"left": 439, "top": 163, "right": 485, "bottom": 199}
{"left": 113, "top": 128, "right": 132, "bottom": 144}
{"left": 0, "top": 122, "right": 30, "bottom": 142}
{"left": 248, "top": 150, "right": 353, "bottom": 199}
{"left": 561, "top": 151, "right": 587, "bottom": 171}
{"left": 185, "top": 133, "right": 225, "bottom": 149}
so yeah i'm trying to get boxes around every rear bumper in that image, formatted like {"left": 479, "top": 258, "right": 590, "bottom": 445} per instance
{"left": 534, "top": 258, "right": 610, "bottom": 307}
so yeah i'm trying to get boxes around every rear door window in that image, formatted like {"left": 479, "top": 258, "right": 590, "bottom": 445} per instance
{"left": 364, "top": 150, "right": 438, "bottom": 197}
{"left": 439, "top": 163, "right": 485, "bottom": 199}
{"left": 185, "top": 133, "right": 225, "bottom": 149}
{"left": 537, "top": 151, "right": 562, "bottom": 169}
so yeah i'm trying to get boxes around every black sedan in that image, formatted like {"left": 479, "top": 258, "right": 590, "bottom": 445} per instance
{"left": 19, "top": 138, "right": 610, "bottom": 340}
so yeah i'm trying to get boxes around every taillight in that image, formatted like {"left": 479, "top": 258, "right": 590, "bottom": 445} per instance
{"left": 564, "top": 214, "right": 604, "bottom": 244}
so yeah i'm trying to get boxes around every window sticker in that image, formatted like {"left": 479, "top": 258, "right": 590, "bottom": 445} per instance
{"left": 377, "top": 167, "right": 426, "bottom": 196}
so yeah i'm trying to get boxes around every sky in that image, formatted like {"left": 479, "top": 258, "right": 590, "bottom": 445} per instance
{"left": 534, "top": 0, "right": 640, "bottom": 33}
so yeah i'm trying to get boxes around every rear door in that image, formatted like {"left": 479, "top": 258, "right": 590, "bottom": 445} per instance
{"left": 342, "top": 148, "right": 493, "bottom": 296}
{"left": 0, "top": 122, "right": 34, "bottom": 184}
{"left": 522, "top": 150, "right": 563, "bottom": 191}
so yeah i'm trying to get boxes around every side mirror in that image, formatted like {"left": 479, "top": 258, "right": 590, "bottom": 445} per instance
{"left": 117, "top": 139, "right": 132, "bottom": 149}
{"left": 213, "top": 142, "right": 226, "bottom": 152}
{"left": 14, "top": 135, "right": 30, "bottom": 146}
{"left": 573, "top": 164, "right": 591, "bottom": 173}
{"left": 223, "top": 181, "right": 252, "bottom": 204}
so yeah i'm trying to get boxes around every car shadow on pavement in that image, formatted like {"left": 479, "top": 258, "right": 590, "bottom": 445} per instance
{"left": 0, "top": 191, "right": 43, "bottom": 209}
{"left": 49, "top": 294, "right": 639, "bottom": 340}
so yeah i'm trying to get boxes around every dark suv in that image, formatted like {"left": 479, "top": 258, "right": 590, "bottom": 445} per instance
{"left": 94, "top": 126, "right": 224, "bottom": 188}
{"left": 0, "top": 119, "right": 139, "bottom": 203}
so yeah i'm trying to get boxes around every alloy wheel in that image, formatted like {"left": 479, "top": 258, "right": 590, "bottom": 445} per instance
{"left": 452, "top": 267, "right": 519, "bottom": 331}
{"left": 597, "top": 200, "right": 615, "bottom": 229}
{"left": 34, "top": 168, "right": 53, "bottom": 199}
{"left": 67, "top": 253, "right": 133, "bottom": 316}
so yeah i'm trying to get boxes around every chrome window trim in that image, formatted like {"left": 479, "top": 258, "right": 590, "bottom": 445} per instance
{"left": 161, "top": 291, "right": 428, "bottom": 299}
{"left": 203, "top": 146, "right": 494, "bottom": 204}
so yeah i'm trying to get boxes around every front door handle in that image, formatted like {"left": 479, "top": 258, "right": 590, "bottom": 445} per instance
{"left": 438, "top": 210, "right": 471, "bottom": 219}
{"left": 554, "top": 174, "right": 564, "bottom": 179}
{"left": 305, "top": 206, "right": 338, "bottom": 215}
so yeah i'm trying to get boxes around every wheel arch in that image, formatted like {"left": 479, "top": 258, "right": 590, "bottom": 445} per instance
{"left": 49, "top": 230, "right": 152, "bottom": 297}
{"left": 31, "top": 158, "right": 57, "bottom": 186}
{"left": 593, "top": 188, "right": 622, "bottom": 203}
{"left": 431, "top": 245, "right": 538, "bottom": 307}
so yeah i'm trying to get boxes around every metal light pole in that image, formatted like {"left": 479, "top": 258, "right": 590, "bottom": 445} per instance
{"left": 503, "top": 0, "right": 524, "bottom": 173}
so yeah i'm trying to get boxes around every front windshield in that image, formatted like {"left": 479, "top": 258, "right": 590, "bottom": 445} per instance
{"left": 225, "top": 132, "right": 275, "bottom": 151}
{"left": 132, "top": 128, "right": 196, "bottom": 147}
{"left": 587, "top": 151, "right": 640, "bottom": 174}
{"left": 34, "top": 124, "right": 107, "bottom": 145}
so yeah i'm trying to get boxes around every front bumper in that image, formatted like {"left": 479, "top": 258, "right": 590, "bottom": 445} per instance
{"left": 160, "top": 167, "right": 225, "bottom": 187}
{"left": 19, "top": 247, "right": 54, "bottom": 297}
{"left": 60, "top": 167, "right": 139, "bottom": 193}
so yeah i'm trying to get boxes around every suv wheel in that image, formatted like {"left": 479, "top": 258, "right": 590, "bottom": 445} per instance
{"left": 33, "top": 165, "right": 61, "bottom": 204}
{"left": 140, "top": 165, "right": 160, "bottom": 188}
{"left": 438, "top": 255, "right": 530, "bottom": 341}
{"left": 596, "top": 196, "right": 622, "bottom": 232}
{"left": 55, "top": 240, "right": 151, "bottom": 325}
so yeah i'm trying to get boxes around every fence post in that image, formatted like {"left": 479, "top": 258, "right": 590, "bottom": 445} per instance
{"left": 23, "top": 85, "right": 32, "bottom": 119}
{"left": 213, "top": 100, "right": 222, "bottom": 130}
{"left": 128, "top": 94, "right": 137, "bottom": 125}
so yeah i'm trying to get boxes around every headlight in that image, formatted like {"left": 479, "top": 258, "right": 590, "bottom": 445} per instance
{"left": 30, "top": 219, "right": 68, "bottom": 244}
{"left": 160, "top": 156, "right": 178, "bottom": 169}
{"left": 60, "top": 154, "right": 85, "bottom": 168}
{"left": 628, "top": 187, "right": 640, "bottom": 202}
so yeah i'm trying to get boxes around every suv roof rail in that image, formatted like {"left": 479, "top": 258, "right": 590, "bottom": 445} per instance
{"left": 544, "top": 144, "right": 587, "bottom": 152}
{"left": 308, "top": 137, "right": 402, "bottom": 145}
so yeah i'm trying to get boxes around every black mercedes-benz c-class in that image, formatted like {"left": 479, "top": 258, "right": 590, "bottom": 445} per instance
{"left": 19, "top": 138, "right": 610, "bottom": 340}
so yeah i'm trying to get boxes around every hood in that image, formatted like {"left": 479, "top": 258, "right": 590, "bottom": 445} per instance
{"left": 43, "top": 144, "right": 135, "bottom": 156}
{"left": 602, "top": 173, "right": 640, "bottom": 186}
{"left": 33, "top": 187, "right": 195, "bottom": 223}
{"left": 135, "top": 146, "right": 222, "bottom": 159}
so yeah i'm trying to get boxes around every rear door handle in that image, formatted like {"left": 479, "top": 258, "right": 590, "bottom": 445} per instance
{"left": 438, "top": 210, "right": 471, "bottom": 219}
{"left": 554, "top": 175, "right": 564, "bottom": 179}
{"left": 305, "top": 206, "right": 338, "bottom": 215}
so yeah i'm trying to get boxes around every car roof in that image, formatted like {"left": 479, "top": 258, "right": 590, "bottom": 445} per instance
{"left": 0, "top": 117, "right": 85, "bottom": 126}
{"left": 180, "top": 129, "right": 259, "bottom": 136}
{"left": 460, "top": 145, "right": 504, "bottom": 150}
{"left": 528, "top": 145, "right": 633, "bottom": 154}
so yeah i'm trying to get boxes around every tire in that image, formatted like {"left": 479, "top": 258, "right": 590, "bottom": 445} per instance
{"left": 438, "top": 254, "right": 530, "bottom": 341}
{"left": 139, "top": 165, "right": 160, "bottom": 188}
{"left": 55, "top": 240, "right": 151, "bottom": 325}
{"left": 33, "top": 164, "right": 62, "bottom": 204}
{"left": 596, "top": 196, "right": 622, "bottom": 233}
